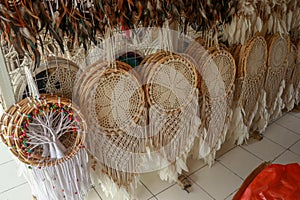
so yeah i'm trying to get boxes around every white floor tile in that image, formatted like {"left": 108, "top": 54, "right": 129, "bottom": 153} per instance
{"left": 216, "top": 138, "right": 236, "bottom": 159}
{"left": 156, "top": 182, "right": 214, "bottom": 200}
{"left": 186, "top": 157, "right": 206, "bottom": 175}
{"left": 0, "top": 142, "right": 14, "bottom": 165}
{"left": 135, "top": 182, "right": 154, "bottom": 200}
{"left": 273, "top": 150, "right": 300, "bottom": 164}
{"left": 290, "top": 109, "right": 300, "bottom": 119}
{"left": 218, "top": 146, "right": 262, "bottom": 179}
{"left": 140, "top": 172, "right": 174, "bottom": 195}
{"left": 275, "top": 113, "right": 300, "bottom": 134}
{"left": 0, "top": 161, "right": 27, "bottom": 193}
{"left": 224, "top": 190, "right": 237, "bottom": 200}
{"left": 190, "top": 162, "right": 242, "bottom": 200}
{"left": 241, "top": 138, "right": 285, "bottom": 161}
{"left": 0, "top": 183, "right": 32, "bottom": 200}
{"left": 86, "top": 188, "right": 102, "bottom": 200}
{"left": 290, "top": 140, "right": 300, "bottom": 155}
{"left": 264, "top": 123, "right": 300, "bottom": 148}
{"left": 148, "top": 197, "right": 157, "bottom": 200}
{"left": 94, "top": 181, "right": 152, "bottom": 200}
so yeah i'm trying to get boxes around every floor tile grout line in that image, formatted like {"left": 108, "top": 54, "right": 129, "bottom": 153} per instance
{"left": 187, "top": 163, "right": 208, "bottom": 177}
{"left": 188, "top": 177, "right": 216, "bottom": 200}
{"left": 215, "top": 145, "right": 240, "bottom": 161}
{"left": 287, "top": 138, "right": 300, "bottom": 156}
{"left": 139, "top": 180, "right": 161, "bottom": 198}
{"left": 275, "top": 120, "right": 300, "bottom": 135}
{"left": 149, "top": 182, "right": 176, "bottom": 197}
{"left": 0, "top": 159, "right": 14, "bottom": 166}
{"left": 91, "top": 186, "right": 103, "bottom": 200}
{"left": 263, "top": 133, "right": 300, "bottom": 150}
{"left": 0, "top": 182, "right": 27, "bottom": 195}
{"left": 289, "top": 111, "right": 300, "bottom": 119}
{"left": 147, "top": 196, "right": 158, "bottom": 200}
{"left": 218, "top": 160, "right": 245, "bottom": 181}
{"left": 224, "top": 189, "right": 238, "bottom": 200}
{"left": 239, "top": 145, "right": 266, "bottom": 162}
{"left": 271, "top": 149, "right": 289, "bottom": 163}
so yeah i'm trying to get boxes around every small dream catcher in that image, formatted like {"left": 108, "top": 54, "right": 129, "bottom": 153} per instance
{"left": 12, "top": 57, "right": 79, "bottom": 101}
{"left": 0, "top": 95, "right": 91, "bottom": 200}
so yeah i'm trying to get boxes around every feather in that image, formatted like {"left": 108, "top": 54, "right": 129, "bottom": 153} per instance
{"left": 287, "top": 10, "right": 293, "bottom": 31}
{"left": 256, "top": 16, "right": 262, "bottom": 32}
{"left": 268, "top": 15, "right": 273, "bottom": 33}
{"left": 228, "top": 15, "right": 236, "bottom": 39}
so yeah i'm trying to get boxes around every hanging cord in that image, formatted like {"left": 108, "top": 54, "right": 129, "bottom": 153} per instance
{"left": 104, "top": 20, "right": 117, "bottom": 69}
{"left": 21, "top": 55, "right": 40, "bottom": 99}
{"left": 159, "top": 21, "right": 174, "bottom": 55}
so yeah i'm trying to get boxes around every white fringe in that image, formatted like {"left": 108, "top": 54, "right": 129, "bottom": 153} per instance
{"left": 284, "top": 83, "right": 295, "bottom": 111}
{"left": 89, "top": 160, "right": 138, "bottom": 200}
{"left": 251, "top": 89, "right": 268, "bottom": 134}
{"left": 295, "top": 82, "right": 300, "bottom": 105}
{"left": 270, "top": 80, "right": 286, "bottom": 121}
{"left": 153, "top": 90, "right": 200, "bottom": 183}
{"left": 227, "top": 105, "right": 248, "bottom": 145}
{"left": 17, "top": 148, "right": 91, "bottom": 200}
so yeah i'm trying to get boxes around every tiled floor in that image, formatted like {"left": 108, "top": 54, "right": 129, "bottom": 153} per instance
{"left": 0, "top": 111, "right": 299, "bottom": 200}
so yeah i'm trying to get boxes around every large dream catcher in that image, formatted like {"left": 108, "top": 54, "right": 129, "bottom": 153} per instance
{"left": 229, "top": 36, "right": 268, "bottom": 144}
{"left": 185, "top": 38, "right": 236, "bottom": 166}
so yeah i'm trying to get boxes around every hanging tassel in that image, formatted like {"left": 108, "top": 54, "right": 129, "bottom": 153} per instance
{"left": 24, "top": 65, "right": 40, "bottom": 98}
{"left": 270, "top": 80, "right": 286, "bottom": 121}
{"left": 227, "top": 105, "right": 248, "bottom": 145}
{"left": 18, "top": 149, "right": 91, "bottom": 200}
{"left": 251, "top": 89, "right": 268, "bottom": 134}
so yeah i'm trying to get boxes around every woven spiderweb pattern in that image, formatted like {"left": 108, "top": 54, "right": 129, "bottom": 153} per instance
{"left": 293, "top": 42, "right": 300, "bottom": 104}
{"left": 147, "top": 55, "right": 197, "bottom": 112}
{"left": 91, "top": 69, "right": 144, "bottom": 131}
{"left": 200, "top": 50, "right": 235, "bottom": 152}
{"left": 265, "top": 35, "right": 290, "bottom": 109}
{"left": 45, "top": 67, "right": 77, "bottom": 99}
{"left": 237, "top": 36, "right": 267, "bottom": 126}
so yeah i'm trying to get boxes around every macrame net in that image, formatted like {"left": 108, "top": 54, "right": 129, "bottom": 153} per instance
{"left": 282, "top": 44, "right": 297, "bottom": 111}
{"left": 264, "top": 34, "right": 290, "bottom": 122}
{"left": 11, "top": 57, "right": 80, "bottom": 101}
{"left": 229, "top": 36, "right": 268, "bottom": 144}
{"left": 293, "top": 42, "right": 300, "bottom": 105}
{"left": 0, "top": 95, "right": 91, "bottom": 200}
{"left": 142, "top": 51, "right": 200, "bottom": 182}
{"left": 74, "top": 55, "right": 146, "bottom": 198}
{"left": 185, "top": 41, "right": 236, "bottom": 166}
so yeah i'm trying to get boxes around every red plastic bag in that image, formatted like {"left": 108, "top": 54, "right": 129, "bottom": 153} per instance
{"left": 240, "top": 163, "right": 300, "bottom": 200}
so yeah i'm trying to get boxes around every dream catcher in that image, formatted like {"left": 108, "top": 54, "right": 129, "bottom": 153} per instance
{"left": 11, "top": 57, "right": 80, "bottom": 101}
{"left": 282, "top": 44, "right": 297, "bottom": 111}
{"left": 264, "top": 33, "right": 290, "bottom": 123}
{"left": 293, "top": 41, "right": 300, "bottom": 106}
{"left": 134, "top": 27, "right": 200, "bottom": 182}
{"left": 185, "top": 36, "right": 236, "bottom": 165}
{"left": 222, "top": 0, "right": 300, "bottom": 45}
{"left": 228, "top": 36, "right": 268, "bottom": 144}
{"left": 74, "top": 31, "right": 147, "bottom": 199}
{"left": 0, "top": 95, "right": 91, "bottom": 200}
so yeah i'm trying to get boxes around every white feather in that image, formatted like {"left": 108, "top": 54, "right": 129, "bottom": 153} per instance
{"left": 256, "top": 16, "right": 263, "bottom": 32}
{"left": 268, "top": 15, "right": 274, "bottom": 33}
